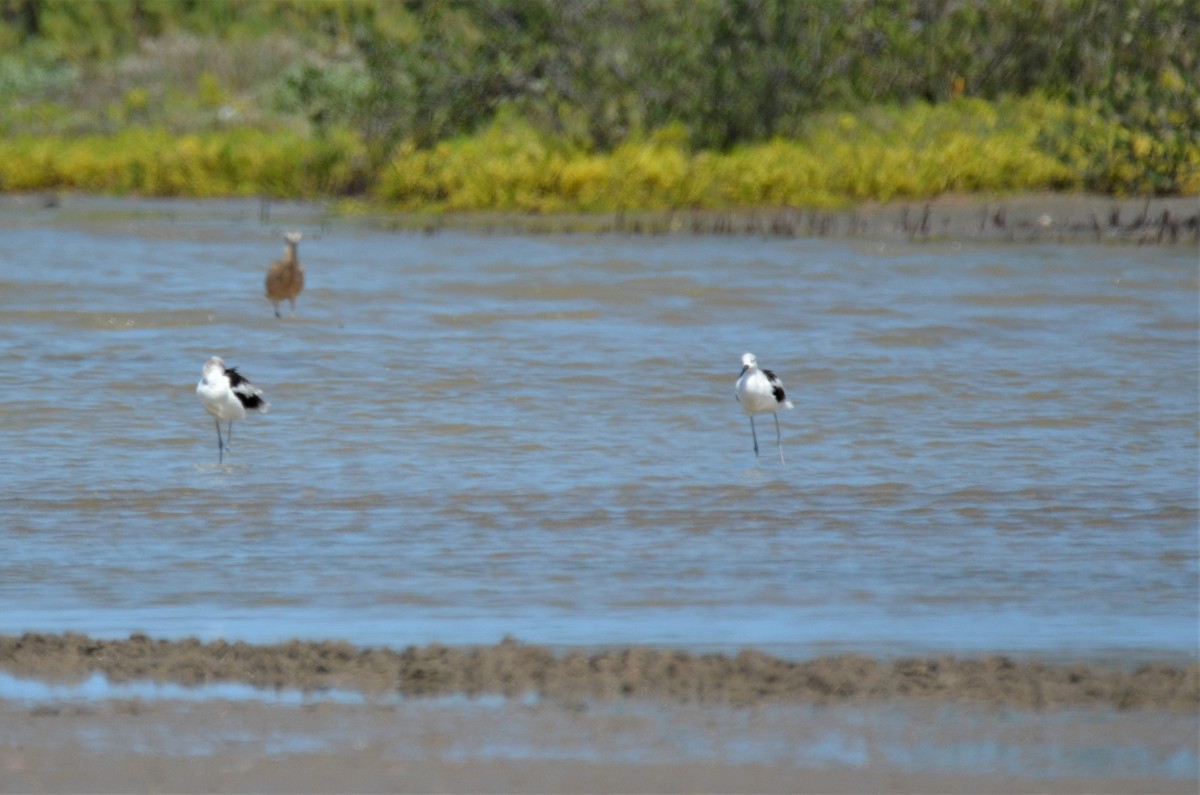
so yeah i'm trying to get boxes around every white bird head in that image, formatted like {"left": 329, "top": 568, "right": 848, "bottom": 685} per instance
{"left": 203, "top": 356, "right": 226, "bottom": 374}
{"left": 741, "top": 352, "right": 758, "bottom": 368}
{"left": 284, "top": 230, "right": 302, "bottom": 245}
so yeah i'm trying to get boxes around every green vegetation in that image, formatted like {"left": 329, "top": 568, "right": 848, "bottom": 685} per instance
{"left": 0, "top": 127, "right": 366, "bottom": 197}
{"left": 0, "top": 0, "right": 1195, "bottom": 208}
{"left": 372, "top": 97, "right": 1148, "bottom": 211}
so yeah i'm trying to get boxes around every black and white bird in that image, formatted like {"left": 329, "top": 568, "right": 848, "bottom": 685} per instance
{"left": 196, "top": 356, "right": 269, "bottom": 464}
{"left": 735, "top": 352, "right": 794, "bottom": 464}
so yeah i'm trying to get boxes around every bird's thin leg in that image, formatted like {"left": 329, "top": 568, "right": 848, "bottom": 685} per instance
{"left": 774, "top": 413, "right": 785, "bottom": 466}
{"left": 749, "top": 416, "right": 759, "bottom": 457}
{"left": 214, "top": 419, "right": 224, "bottom": 464}
{"left": 273, "top": 302, "right": 281, "bottom": 319}
{"left": 226, "top": 421, "right": 234, "bottom": 451}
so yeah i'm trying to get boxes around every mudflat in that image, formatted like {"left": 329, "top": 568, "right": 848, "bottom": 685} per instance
{"left": 2, "top": 633, "right": 1197, "bottom": 710}
{"left": 1, "top": 634, "right": 1197, "bottom": 794}
{"left": 1, "top": 727, "right": 1189, "bottom": 795}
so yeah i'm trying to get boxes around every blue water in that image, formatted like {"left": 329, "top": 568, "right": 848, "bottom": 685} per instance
{"left": 0, "top": 197, "right": 1196, "bottom": 661}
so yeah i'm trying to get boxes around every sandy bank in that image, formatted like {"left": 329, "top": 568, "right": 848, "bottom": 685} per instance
{"left": 2, "top": 633, "right": 1196, "bottom": 711}
{"left": 2, "top": 639, "right": 1197, "bottom": 794}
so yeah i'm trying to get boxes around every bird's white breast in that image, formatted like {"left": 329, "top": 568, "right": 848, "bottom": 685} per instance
{"left": 197, "top": 374, "right": 247, "bottom": 422}
{"left": 736, "top": 370, "right": 780, "bottom": 414}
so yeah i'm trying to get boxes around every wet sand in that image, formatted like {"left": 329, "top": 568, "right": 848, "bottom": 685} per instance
{"left": 3, "top": 633, "right": 1197, "bottom": 710}
{"left": 1, "top": 634, "right": 1197, "bottom": 793}
{"left": 1, "top": 738, "right": 1188, "bottom": 795}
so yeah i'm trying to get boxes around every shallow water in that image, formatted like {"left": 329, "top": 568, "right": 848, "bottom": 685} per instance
{"left": 1, "top": 197, "right": 1196, "bottom": 661}
{"left": 1, "top": 671, "right": 1195, "bottom": 781}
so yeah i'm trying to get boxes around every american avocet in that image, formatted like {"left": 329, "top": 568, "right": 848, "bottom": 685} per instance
{"left": 265, "top": 231, "right": 304, "bottom": 318}
{"left": 196, "top": 357, "right": 269, "bottom": 463}
{"left": 735, "top": 352, "right": 794, "bottom": 464}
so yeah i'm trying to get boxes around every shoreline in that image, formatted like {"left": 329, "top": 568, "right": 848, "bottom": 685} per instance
{"left": 2, "top": 633, "right": 1196, "bottom": 794}
{"left": 3, "top": 191, "right": 1198, "bottom": 245}
{"left": 365, "top": 193, "right": 1200, "bottom": 244}
{"left": 3, "top": 632, "right": 1196, "bottom": 711}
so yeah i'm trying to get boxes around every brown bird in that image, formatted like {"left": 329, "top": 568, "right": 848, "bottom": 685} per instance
{"left": 264, "top": 230, "right": 304, "bottom": 318}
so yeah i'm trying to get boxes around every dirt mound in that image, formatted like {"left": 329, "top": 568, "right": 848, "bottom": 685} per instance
{"left": 1, "top": 632, "right": 1195, "bottom": 710}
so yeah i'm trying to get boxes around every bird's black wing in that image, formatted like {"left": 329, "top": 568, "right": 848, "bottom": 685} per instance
{"left": 762, "top": 368, "right": 788, "bottom": 403}
{"left": 226, "top": 367, "right": 267, "bottom": 410}
{"left": 225, "top": 366, "right": 247, "bottom": 387}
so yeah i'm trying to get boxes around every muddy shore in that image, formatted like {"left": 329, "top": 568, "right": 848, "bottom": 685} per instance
{"left": 1, "top": 634, "right": 1197, "bottom": 794}
{"left": 3, "top": 633, "right": 1196, "bottom": 710}
{"left": 365, "top": 193, "right": 1200, "bottom": 244}
{"left": 6, "top": 191, "right": 1199, "bottom": 245}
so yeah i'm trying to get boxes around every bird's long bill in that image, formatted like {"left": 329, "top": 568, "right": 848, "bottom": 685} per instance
{"left": 739, "top": 365, "right": 749, "bottom": 376}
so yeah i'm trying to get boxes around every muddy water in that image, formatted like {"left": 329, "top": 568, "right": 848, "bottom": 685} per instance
{"left": 0, "top": 197, "right": 1196, "bottom": 661}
